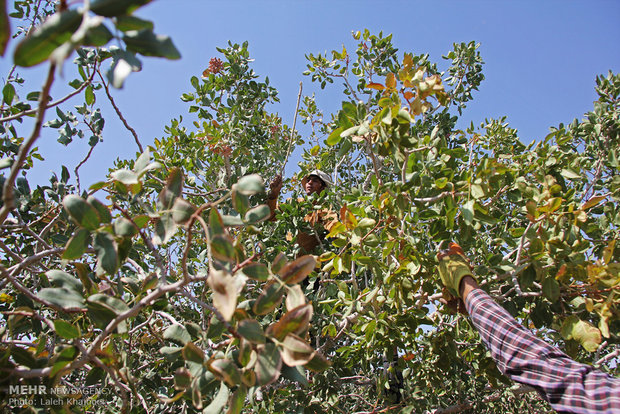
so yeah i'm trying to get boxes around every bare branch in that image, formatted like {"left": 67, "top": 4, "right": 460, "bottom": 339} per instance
{"left": 280, "top": 81, "right": 302, "bottom": 176}
{"left": 97, "top": 69, "right": 143, "bottom": 152}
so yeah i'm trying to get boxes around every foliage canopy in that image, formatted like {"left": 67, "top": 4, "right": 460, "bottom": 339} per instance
{"left": 0, "top": 2, "right": 618, "bottom": 413}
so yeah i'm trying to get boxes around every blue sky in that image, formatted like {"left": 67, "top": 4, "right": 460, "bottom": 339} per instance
{"left": 3, "top": 0, "right": 619, "bottom": 187}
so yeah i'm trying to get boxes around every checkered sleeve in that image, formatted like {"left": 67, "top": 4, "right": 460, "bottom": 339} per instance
{"left": 465, "top": 288, "right": 620, "bottom": 413}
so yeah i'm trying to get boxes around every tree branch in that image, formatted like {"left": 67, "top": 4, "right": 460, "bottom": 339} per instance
{"left": 0, "top": 64, "right": 95, "bottom": 123}
{"left": 97, "top": 69, "right": 143, "bottom": 153}
{"left": 0, "top": 62, "right": 56, "bottom": 226}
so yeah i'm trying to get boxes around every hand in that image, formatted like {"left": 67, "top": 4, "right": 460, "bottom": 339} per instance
{"left": 437, "top": 242, "right": 474, "bottom": 298}
{"left": 439, "top": 289, "right": 468, "bottom": 315}
{"left": 269, "top": 174, "right": 283, "bottom": 197}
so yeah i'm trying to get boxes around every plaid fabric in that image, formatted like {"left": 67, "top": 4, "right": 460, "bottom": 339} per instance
{"left": 466, "top": 289, "right": 620, "bottom": 413}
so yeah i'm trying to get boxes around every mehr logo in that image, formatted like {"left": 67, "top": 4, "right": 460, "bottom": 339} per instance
{"left": 9, "top": 385, "right": 47, "bottom": 395}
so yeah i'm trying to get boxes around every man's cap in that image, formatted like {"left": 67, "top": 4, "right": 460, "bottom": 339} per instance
{"left": 301, "top": 169, "right": 332, "bottom": 188}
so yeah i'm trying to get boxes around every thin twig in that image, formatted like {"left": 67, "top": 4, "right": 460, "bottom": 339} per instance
{"left": 411, "top": 191, "right": 467, "bottom": 204}
{"left": 595, "top": 347, "right": 620, "bottom": 367}
{"left": 97, "top": 69, "right": 143, "bottom": 152}
{"left": 0, "top": 247, "right": 64, "bottom": 290}
{"left": 280, "top": 81, "right": 303, "bottom": 176}
{"left": 74, "top": 136, "right": 97, "bottom": 193}
{"left": 0, "top": 66, "right": 95, "bottom": 123}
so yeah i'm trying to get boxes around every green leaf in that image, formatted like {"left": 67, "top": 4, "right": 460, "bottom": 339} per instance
{"left": 208, "top": 270, "right": 242, "bottom": 322}
{"left": 547, "top": 197, "right": 562, "bottom": 213}
{"left": 50, "top": 346, "right": 79, "bottom": 376}
{"left": 285, "top": 285, "right": 306, "bottom": 311}
{"left": 123, "top": 29, "right": 181, "bottom": 60}
{"left": 132, "top": 215, "right": 150, "bottom": 229}
{"left": 115, "top": 15, "right": 154, "bottom": 32}
{"left": 232, "top": 191, "right": 250, "bottom": 215}
{"left": 471, "top": 184, "right": 484, "bottom": 199}
{"left": 84, "top": 84, "right": 95, "bottom": 105}
{"left": 326, "top": 127, "right": 344, "bottom": 146}
{"left": 237, "top": 319, "right": 266, "bottom": 344}
{"left": 62, "top": 229, "right": 90, "bottom": 260}
{"left": 280, "top": 364, "right": 308, "bottom": 387}
{"left": 173, "top": 367, "right": 191, "bottom": 391}
{"left": 255, "top": 342, "right": 282, "bottom": 386}
{"left": 163, "top": 324, "right": 191, "bottom": 346}
{"left": 582, "top": 195, "right": 607, "bottom": 210}
{"left": 210, "top": 235, "right": 235, "bottom": 262}
{"left": 153, "top": 213, "right": 177, "bottom": 245}
{"left": 13, "top": 9, "right": 81, "bottom": 67}
{"left": 54, "top": 320, "right": 80, "bottom": 340}
{"left": 63, "top": 194, "right": 100, "bottom": 230}
{"left": 280, "top": 334, "right": 315, "bottom": 367}
{"left": 520, "top": 265, "right": 537, "bottom": 289}
{"left": 271, "top": 252, "right": 287, "bottom": 274}
{"left": 111, "top": 168, "right": 139, "bottom": 185}
{"left": 160, "top": 346, "right": 182, "bottom": 361}
{"left": 2, "top": 82, "right": 15, "bottom": 105}
{"left": 561, "top": 315, "right": 602, "bottom": 352}
{"left": 529, "top": 238, "right": 545, "bottom": 255}
{"left": 133, "top": 148, "right": 151, "bottom": 174}
{"left": 93, "top": 232, "right": 119, "bottom": 275}
{"left": 171, "top": 198, "right": 196, "bottom": 224}
{"left": 234, "top": 174, "right": 264, "bottom": 195}
{"left": 209, "top": 358, "right": 242, "bottom": 387}
{"left": 542, "top": 276, "right": 560, "bottom": 302}
{"left": 240, "top": 263, "right": 270, "bottom": 281}
{"left": 0, "top": 157, "right": 12, "bottom": 169}
{"left": 209, "top": 208, "right": 225, "bottom": 236}
{"left": 304, "top": 351, "right": 331, "bottom": 372}
{"left": 91, "top": 0, "right": 153, "bottom": 17}
{"left": 340, "top": 125, "right": 359, "bottom": 138}
{"left": 222, "top": 214, "right": 244, "bottom": 227}
{"left": 435, "top": 177, "right": 448, "bottom": 189}
{"left": 84, "top": 366, "right": 106, "bottom": 386}
{"left": 228, "top": 385, "right": 247, "bottom": 414}
{"left": 107, "top": 51, "right": 142, "bottom": 88}
{"left": 182, "top": 342, "right": 205, "bottom": 364}
{"left": 244, "top": 205, "right": 271, "bottom": 224}
{"left": 114, "top": 217, "right": 137, "bottom": 237}
{"left": 87, "top": 293, "right": 129, "bottom": 316}
{"left": 560, "top": 168, "right": 581, "bottom": 179}
{"left": 253, "top": 281, "right": 285, "bottom": 315}
{"left": 0, "top": 0, "right": 9, "bottom": 56}
{"left": 267, "top": 304, "right": 313, "bottom": 341}
{"left": 462, "top": 199, "right": 474, "bottom": 225}
{"left": 280, "top": 255, "right": 316, "bottom": 285}
{"left": 38, "top": 288, "right": 84, "bottom": 309}
{"left": 87, "top": 196, "right": 112, "bottom": 223}
{"left": 158, "top": 167, "right": 183, "bottom": 210}
{"left": 82, "top": 21, "right": 113, "bottom": 46}
{"left": 203, "top": 382, "right": 229, "bottom": 414}
{"left": 47, "top": 270, "right": 83, "bottom": 293}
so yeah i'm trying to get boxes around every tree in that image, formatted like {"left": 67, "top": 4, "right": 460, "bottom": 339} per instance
{"left": 0, "top": 2, "right": 618, "bottom": 413}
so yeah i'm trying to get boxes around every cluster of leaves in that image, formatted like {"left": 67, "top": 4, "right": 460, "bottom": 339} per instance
{"left": 280, "top": 29, "right": 619, "bottom": 412}
{"left": 0, "top": 3, "right": 618, "bottom": 413}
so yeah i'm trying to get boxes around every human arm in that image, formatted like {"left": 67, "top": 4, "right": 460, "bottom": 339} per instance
{"left": 267, "top": 175, "right": 282, "bottom": 221}
{"left": 438, "top": 247, "right": 620, "bottom": 413}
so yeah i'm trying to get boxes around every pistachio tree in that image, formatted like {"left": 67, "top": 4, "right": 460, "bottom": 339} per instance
{"left": 0, "top": 2, "right": 618, "bottom": 413}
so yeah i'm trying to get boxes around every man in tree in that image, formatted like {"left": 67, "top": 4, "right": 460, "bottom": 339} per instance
{"left": 267, "top": 170, "right": 336, "bottom": 254}
{"left": 437, "top": 243, "right": 620, "bottom": 414}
